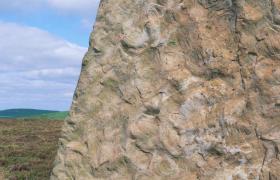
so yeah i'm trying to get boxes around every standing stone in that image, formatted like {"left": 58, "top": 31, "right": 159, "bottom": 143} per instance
{"left": 51, "top": 0, "right": 280, "bottom": 179}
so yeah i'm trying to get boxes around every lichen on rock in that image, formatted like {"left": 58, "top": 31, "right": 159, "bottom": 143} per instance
{"left": 51, "top": 0, "right": 280, "bottom": 179}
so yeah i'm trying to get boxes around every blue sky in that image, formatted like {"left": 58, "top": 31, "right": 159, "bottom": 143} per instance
{"left": 0, "top": 0, "right": 100, "bottom": 111}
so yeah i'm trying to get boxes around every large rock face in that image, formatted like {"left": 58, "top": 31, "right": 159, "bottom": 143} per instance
{"left": 51, "top": 0, "right": 280, "bottom": 179}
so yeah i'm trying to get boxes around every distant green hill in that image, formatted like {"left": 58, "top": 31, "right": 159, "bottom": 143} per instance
{"left": 26, "top": 111, "right": 69, "bottom": 120}
{"left": 0, "top": 109, "right": 68, "bottom": 120}
{"left": 0, "top": 109, "right": 58, "bottom": 118}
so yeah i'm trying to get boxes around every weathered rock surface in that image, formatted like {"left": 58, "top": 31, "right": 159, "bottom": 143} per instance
{"left": 51, "top": 0, "right": 280, "bottom": 179}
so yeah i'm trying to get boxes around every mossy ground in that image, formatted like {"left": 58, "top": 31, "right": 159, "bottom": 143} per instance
{"left": 0, "top": 119, "right": 63, "bottom": 180}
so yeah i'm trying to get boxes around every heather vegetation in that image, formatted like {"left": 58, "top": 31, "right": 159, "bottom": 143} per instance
{"left": 0, "top": 119, "right": 63, "bottom": 179}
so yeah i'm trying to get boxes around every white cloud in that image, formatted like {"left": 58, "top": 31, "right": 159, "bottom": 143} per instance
{"left": 22, "top": 67, "right": 80, "bottom": 79}
{"left": 0, "top": 22, "right": 87, "bottom": 71}
{"left": 0, "top": 22, "right": 87, "bottom": 110}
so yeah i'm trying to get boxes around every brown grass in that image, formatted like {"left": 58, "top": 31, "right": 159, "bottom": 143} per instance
{"left": 0, "top": 119, "right": 63, "bottom": 180}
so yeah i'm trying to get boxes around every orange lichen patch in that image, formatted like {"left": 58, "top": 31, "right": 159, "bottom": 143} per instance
{"left": 0, "top": 169, "right": 5, "bottom": 180}
{"left": 274, "top": 0, "right": 280, "bottom": 8}
{"left": 243, "top": 3, "right": 263, "bottom": 21}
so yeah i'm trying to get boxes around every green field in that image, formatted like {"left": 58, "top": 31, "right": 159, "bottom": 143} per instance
{"left": 23, "top": 111, "right": 68, "bottom": 120}
{"left": 0, "top": 109, "right": 68, "bottom": 120}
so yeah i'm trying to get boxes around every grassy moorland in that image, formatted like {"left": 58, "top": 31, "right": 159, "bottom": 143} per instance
{"left": 0, "top": 119, "right": 64, "bottom": 180}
